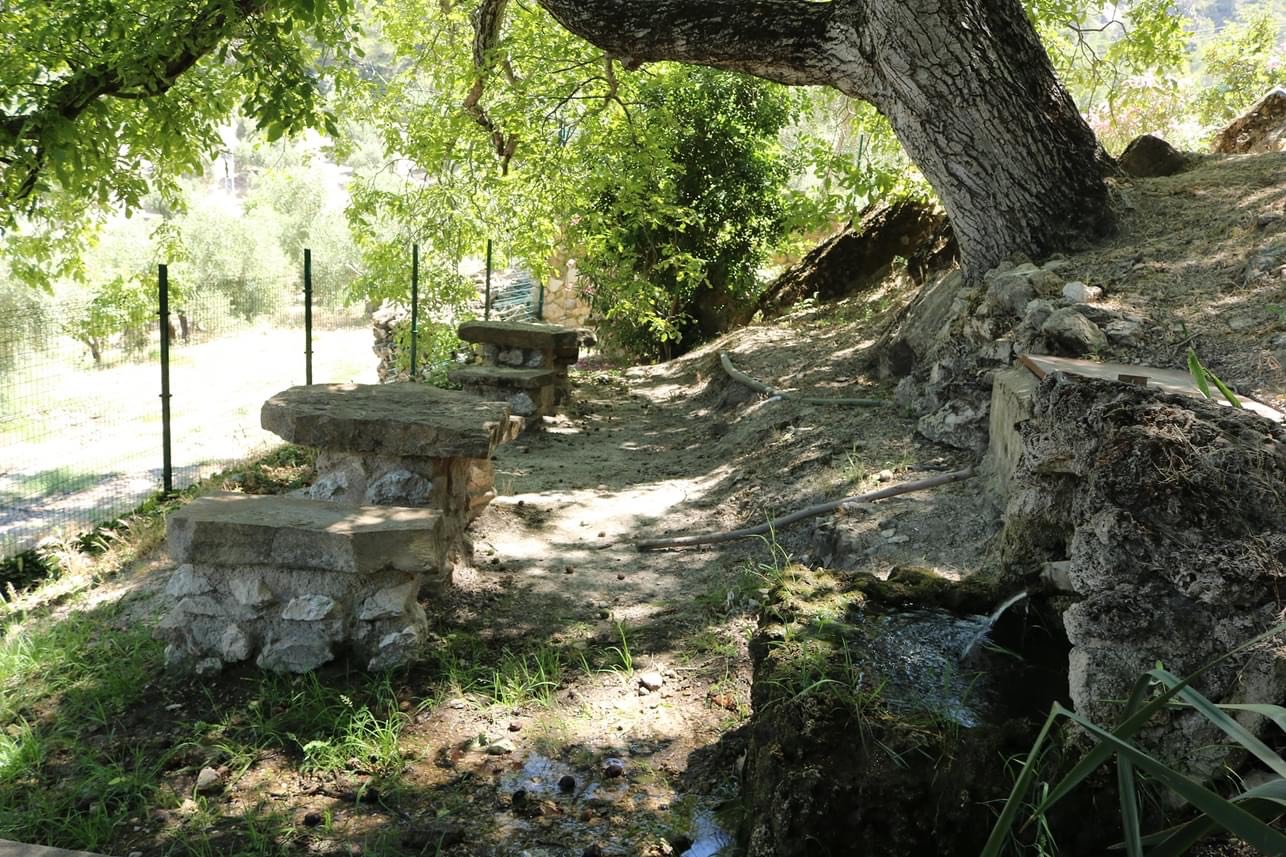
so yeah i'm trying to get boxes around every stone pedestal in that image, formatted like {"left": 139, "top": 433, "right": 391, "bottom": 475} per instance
{"left": 456, "top": 321, "right": 579, "bottom": 409}
{"left": 160, "top": 493, "right": 447, "bottom": 673}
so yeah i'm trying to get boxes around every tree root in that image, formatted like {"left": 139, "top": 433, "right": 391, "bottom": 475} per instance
{"left": 719, "top": 352, "right": 886, "bottom": 406}
{"left": 635, "top": 468, "right": 975, "bottom": 551}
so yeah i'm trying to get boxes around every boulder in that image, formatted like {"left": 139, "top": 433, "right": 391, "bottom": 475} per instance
{"left": 1212, "top": 86, "right": 1286, "bottom": 154}
{"left": 1119, "top": 134, "right": 1187, "bottom": 178}
{"left": 1040, "top": 308, "right": 1107, "bottom": 355}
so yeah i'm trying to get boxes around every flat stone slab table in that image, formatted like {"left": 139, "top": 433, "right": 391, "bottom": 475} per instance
{"left": 161, "top": 492, "right": 447, "bottom": 673}
{"left": 261, "top": 383, "right": 518, "bottom": 524}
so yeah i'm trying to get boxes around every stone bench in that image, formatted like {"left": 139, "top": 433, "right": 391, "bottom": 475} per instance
{"left": 261, "top": 382, "right": 518, "bottom": 526}
{"left": 456, "top": 321, "right": 580, "bottom": 420}
{"left": 160, "top": 492, "right": 447, "bottom": 673}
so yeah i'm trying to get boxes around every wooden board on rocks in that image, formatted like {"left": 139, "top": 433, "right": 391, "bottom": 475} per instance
{"left": 1020, "top": 354, "right": 1285, "bottom": 423}
{"left": 261, "top": 383, "right": 515, "bottom": 459}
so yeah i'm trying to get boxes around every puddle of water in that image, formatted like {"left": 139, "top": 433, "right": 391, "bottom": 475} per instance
{"left": 868, "top": 609, "right": 995, "bottom": 728}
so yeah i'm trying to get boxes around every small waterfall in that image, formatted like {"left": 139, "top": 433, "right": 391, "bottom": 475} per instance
{"left": 958, "top": 592, "right": 1029, "bottom": 660}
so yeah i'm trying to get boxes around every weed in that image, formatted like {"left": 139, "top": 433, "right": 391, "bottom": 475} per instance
{"left": 603, "top": 620, "right": 635, "bottom": 676}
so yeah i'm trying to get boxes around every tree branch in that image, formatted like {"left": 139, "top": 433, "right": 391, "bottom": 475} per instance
{"left": 1, "top": 0, "right": 266, "bottom": 203}
{"left": 536, "top": 0, "right": 856, "bottom": 88}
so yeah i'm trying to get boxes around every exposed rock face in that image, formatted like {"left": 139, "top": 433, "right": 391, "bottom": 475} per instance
{"left": 757, "top": 200, "right": 947, "bottom": 318}
{"left": 880, "top": 258, "right": 1145, "bottom": 453}
{"left": 1118, "top": 134, "right": 1187, "bottom": 177}
{"left": 1000, "top": 374, "right": 1286, "bottom": 780}
{"left": 1213, "top": 86, "right": 1286, "bottom": 154}
{"left": 160, "top": 493, "right": 448, "bottom": 673}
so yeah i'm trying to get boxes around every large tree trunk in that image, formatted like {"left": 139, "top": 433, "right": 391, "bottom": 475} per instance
{"left": 536, "top": 0, "right": 1115, "bottom": 278}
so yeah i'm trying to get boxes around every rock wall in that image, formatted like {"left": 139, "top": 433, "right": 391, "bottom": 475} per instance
{"left": 541, "top": 259, "right": 591, "bottom": 329}
{"left": 372, "top": 302, "right": 411, "bottom": 383}
{"left": 1001, "top": 373, "right": 1286, "bottom": 779}
{"left": 879, "top": 258, "right": 1146, "bottom": 453}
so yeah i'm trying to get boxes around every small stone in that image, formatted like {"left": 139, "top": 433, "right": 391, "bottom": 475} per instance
{"left": 165, "top": 565, "right": 213, "bottom": 598}
{"left": 230, "top": 576, "right": 274, "bottom": 608}
{"left": 617, "top": 573, "right": 625, "bottom": 581}
{"left": 888, "top": 535, "right": 911, "bottom": 544}
{"left": 877, "top": 469, "right": 894, "bottom": 482}
{"left": 218, "top": 625, "right": 252, "bottom": 663}
{"left": 880, "top": 528, "right": 897, "bottom": 538}
{"left": 357, "top": 581, "right": 417, "bottom": 621}
{"left": 558, "top": 774, "right": 577, "bottom": 793}
{"left": 194, "top": 657, "right": 223, "bottom": 676}
{"left": 603, "top": 758, "right": 626, "bottom": 778}
{"left": 448, "top": 698, "right": 467, "bottom": 709}
{"left": 486, "top": 738, "right": 515, "bottom": 755}
{"left": 195, "top": 767, "right": 223, "bottom": 794}
{"left": 1104, "top": 319, "right": 1144, "bottom": 347}
{"left": 1061, "top": 281, "right": 1102, "bottom": 303}
{"left": 508, "top": 720, "right": 522, "bottom": 732}
{"left": 638, "top": 671, "right": 664, "bottom": 692}
{"left": 303, "top": 811, "right": 323, "bottom": 827}
{"left": 281, "top": 594, "right": 337, "bottom": 622}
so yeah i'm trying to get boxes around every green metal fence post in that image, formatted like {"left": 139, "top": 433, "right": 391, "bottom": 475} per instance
{"left": 409, "top": 243, "right": 419, "bottom": 381}
{"left": 304, "top": 248, "right": 314, "bottom": 385}
{"left": 158, "top": 264, "right": 173, "bottom": 496}
{"left": 484, "top": 238, "right": 493, "bottom": 321}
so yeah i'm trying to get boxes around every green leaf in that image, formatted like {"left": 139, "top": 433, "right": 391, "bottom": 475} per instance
{"left": 1058, "top": 704, "right": 1286, "bottom": 855}
{"left": 1187, "top": 349, "right": 1212, "bottom": 399}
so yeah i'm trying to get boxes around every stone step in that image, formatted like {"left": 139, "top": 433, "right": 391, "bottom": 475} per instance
{"left": 261, "top": 382, "right": 514, "bottom": 460}
{"left": 0, "top": 841, "right": 110, "bottom": 857}
{"left": 457, "top": 320, "right": 578, "bottom": 357}
{"left": 447, "top": 365, "right": 557, "bottom": 390}
{"left": 168, "top": 492, "right": 447, "bottom": 575}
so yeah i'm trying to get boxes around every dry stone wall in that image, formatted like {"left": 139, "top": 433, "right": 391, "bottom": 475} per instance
{"left": 1000, "top": 374, "right": 1286, "bottom": 780}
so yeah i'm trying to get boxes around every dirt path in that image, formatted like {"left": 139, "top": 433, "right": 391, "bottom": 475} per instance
{"left": 366, "top": 331, "right": 993, "bottom": 856}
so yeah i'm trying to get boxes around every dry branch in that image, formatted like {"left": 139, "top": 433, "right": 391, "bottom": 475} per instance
{"left": 635, "top": 467, "right": 975, "bottom": 551}
{"left": 719, "top": 352, "right": 886, "bottom": 406}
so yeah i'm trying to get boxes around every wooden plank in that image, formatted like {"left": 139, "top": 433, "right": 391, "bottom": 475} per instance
{"left": 1016, "top": 354, "right": 1284, "bottom": 422}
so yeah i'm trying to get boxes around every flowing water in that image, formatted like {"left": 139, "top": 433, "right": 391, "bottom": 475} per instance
{"left": 866, "top": 592, "right": 1030, "bottom": 728}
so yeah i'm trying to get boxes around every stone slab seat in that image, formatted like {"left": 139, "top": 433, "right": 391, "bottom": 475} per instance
{"left": 160, "top": 492, "right": 447, "bottom": 674}
{"left": 447, "top": 365, "right": 557, "bottom": 390}
{"left": 168, "top": 491, "right": 447, "bottom": 575}
{"left": 457, "top": 320, "right": 578, "bottom": 359}
{"left": 0, "top": 841, "right": 110, "bottom": 857}
{"left": 261, "top": 382, "right": 515, "bottom": 460}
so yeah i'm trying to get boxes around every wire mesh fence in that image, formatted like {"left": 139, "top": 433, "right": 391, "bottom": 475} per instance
{"left": 0, "top": 263, "right": 375, "bottom": 559}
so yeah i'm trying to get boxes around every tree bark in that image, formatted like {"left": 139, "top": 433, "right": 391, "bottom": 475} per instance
{"left": 536, "top": 0, "right": 1115, "bottom": 277}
